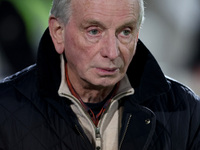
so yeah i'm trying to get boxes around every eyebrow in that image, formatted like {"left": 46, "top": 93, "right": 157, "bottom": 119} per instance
{"left": 81, "top": 19, "right": 107, "bottom": 29}
{"left": 81, "top": 19, "right": 138, "bottom": 30}
{"left": 117, "top": 20, "right": 138, "bottom": 32}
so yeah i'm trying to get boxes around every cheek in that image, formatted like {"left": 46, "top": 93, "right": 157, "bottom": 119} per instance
{"left": 64, "top": 31, "right": 82, "bottom": 58}
{"left": 122, "top": 41, "right": 137, "bottom": 65}
{"left": 129, "top": 37, "right": 138, "bottom": 57}
{"left": 64, "top": 37, "right": 92, "bottom": 72}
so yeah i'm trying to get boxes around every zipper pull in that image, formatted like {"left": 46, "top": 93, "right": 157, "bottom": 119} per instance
{"left": 95, "top": 127, "right": 101, "bottom": 150}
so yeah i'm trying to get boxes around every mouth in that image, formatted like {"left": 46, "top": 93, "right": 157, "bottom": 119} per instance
{"left": 96, "top": 67, "right": 119, "bottom": 75}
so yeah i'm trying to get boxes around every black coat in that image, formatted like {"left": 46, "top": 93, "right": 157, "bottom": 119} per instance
{"left": 0, "top": 29, "right": 200, "bottom": 150}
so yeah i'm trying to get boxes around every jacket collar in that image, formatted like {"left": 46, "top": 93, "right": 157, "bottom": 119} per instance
{"left": 127, "top": 40, "right": 170, "bottom": 103}
{"left": 37, "top": 28, "right": 170, "bottom": 103}
{"left": 37, "top": 28, "right": 61, "bottom": 99}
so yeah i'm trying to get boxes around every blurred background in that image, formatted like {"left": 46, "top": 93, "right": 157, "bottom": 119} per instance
{"left": 0, "top": 0, "right": 199, "bottom": 95}
{"left": 0, "top": 0, "right": 51, "bottom": 78}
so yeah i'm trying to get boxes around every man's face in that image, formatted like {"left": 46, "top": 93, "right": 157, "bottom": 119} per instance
{"left": 63, "top": 0, "right": 140, "bottom": 88}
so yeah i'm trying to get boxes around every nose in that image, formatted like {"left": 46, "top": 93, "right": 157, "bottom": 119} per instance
{"left": 100, "top": 32, "right": 120, "bottom": 60}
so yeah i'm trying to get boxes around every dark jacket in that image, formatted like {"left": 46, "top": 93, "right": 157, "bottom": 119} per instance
{"left": 0, "top": 29, "right": 200, "bottom": 150}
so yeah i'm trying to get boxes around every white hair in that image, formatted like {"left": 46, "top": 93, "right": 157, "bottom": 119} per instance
{"left": 138, "top": 0, "right": 145, "bottom": 28}
{"left": 50, "top": 0, "right": 145, "bottom": 27}
{"left": 50, "top": 0, "right": 72, "bottom": 24}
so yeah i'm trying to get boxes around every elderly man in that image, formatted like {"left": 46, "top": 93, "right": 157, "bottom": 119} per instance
{"left": 0, "top": 0, "right": 200, "bottom": 149}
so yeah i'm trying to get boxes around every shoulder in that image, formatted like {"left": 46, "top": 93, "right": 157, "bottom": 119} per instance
{"left": 165, "top": 76, "right": 200, "bottom": 111}
{"left": 165, "top": 77, "right": 200, "bottom": 148}
{"left": 0, "top": 64, "right": 37, "bottom": 111}
{"left": 0, "top": 64, "right": 37, "bottom": 84}
{"left": 166, "top": 76, "right": 199, "bottom": 100}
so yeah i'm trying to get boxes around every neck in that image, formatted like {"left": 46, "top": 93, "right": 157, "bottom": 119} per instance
{"left": 73, "top": 84, "right": 114, "bottom": 103}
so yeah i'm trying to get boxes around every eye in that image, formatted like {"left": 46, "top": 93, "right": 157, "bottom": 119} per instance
{"left": 121, "top": 29, "right": 131, "bottom": 36}
{"left": 123, "top": 30, "right": 130, "bottom": 36}
{"left": 86, "top": 26, "right": 102, "bottom": 36}
{"left": 89, "top": 29, "right": 99, "bottom": 35}
{"left": 118, "top": 27, "right": 134, "bottom": 44}
{"left": 85, "top": 26, "right": 103, "bottom": 43}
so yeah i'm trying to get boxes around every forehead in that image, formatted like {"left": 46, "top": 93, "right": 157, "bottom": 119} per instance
{"left": 70, "top": 0, "right": 140, "bottom": 25}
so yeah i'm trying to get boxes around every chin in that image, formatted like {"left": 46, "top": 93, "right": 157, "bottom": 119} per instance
{"left": 91, "top": 77, "right": 121, "bottom": 88}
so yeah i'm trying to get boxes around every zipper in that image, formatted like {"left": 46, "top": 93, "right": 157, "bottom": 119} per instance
{"left": 75, "top": 124, "right": 85, "bottom": 140}
{"left": 61, "top": 93, "right": 97, "bottom": 126}
{"left": 61, "top": 90, "right": 134, "bottom": 150}
{"left": 96, "top": 88, "right": 134, "bottom": 128}
{"left": 119, "top": 114, "right": 132, "bottom": 150}
{"left": 61, "top": 93, "right": 101, "bottom": 148}
{"left": 95, "top": 127, "right": 101, "bottom": 150}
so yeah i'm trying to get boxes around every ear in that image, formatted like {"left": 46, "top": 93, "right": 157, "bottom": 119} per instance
{"left": 49, "top": 15, "right": 65, "bottom": 54}
{"left": 136, "top": 31, "right": 139, "bottom": 41}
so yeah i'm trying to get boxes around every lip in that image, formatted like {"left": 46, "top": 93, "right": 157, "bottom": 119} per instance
{"left": 96, "top": 67, "right": 119, "bottom": 75}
